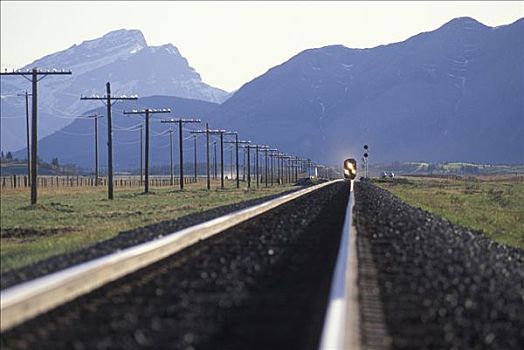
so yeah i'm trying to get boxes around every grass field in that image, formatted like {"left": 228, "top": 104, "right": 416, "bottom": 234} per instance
{"left": 0, "top": 180, "right": 296, "bottom": 273}
{"left": 374, "top": 176, "right": 524, "bottom": 249}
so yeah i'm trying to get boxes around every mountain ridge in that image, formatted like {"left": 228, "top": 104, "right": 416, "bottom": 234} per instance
{"left": 1, "top": 29, "right": 229, "bottom": 151}
{"left": 213, "top": 16, "right": 524, "bottom": 164}
{"left": 9, "top": 17, "right": 524, "bottom": 166}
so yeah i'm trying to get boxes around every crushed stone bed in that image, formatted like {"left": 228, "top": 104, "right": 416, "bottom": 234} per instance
{"left": 1, "top": 187, "right": 304, "bottom": 290}
{"left": 354, "top": 181, "right": 524, "bottom": 350}
{"left": 1, "top": 181, "right": 350, "bottom": 350}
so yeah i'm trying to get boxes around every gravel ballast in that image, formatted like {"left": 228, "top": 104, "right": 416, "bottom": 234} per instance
{"left": 1, "top": 188, "right": 302, "bottom": 290}
{"left": 1, "top": 181, "right": 350, "bottom": 350}
{"left": 354, "top": 181, "right": 524, "bottom": 350}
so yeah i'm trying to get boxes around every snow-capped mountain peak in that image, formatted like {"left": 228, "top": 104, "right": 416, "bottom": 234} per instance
{"left": 1, "top": 29, "right": 229, "bottom": 151}
{"left": 149, "top": 43, "right": 181, "bottom": 56}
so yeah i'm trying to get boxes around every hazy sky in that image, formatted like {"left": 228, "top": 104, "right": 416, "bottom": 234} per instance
{"left": 1, "top": 1, "right": 522, "bottom": 91}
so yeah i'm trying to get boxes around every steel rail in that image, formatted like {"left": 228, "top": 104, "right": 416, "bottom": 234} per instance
{"left": 0, "top": 179, "right": 342, "bottom": 332}
{"left": 318, "top": 180, "right": 361, "bottom": 350}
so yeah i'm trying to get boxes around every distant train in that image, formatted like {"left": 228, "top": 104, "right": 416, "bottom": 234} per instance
{"left": 343, "top": 158, "right": 357, "bottom": 180}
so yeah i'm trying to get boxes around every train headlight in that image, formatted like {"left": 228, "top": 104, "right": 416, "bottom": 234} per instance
{"left": 343, "top": 158, "right": 357, "bottom": 180}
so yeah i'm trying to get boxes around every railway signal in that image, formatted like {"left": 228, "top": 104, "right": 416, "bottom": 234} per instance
{"left": 81, "top": 82, "right": 137, "bottom": 200}
{"left": 2, "top": 68, "right": 72, "bottom": 204}
{"left": 123, "top": 108, "right": 171, "bottom": 193}
{"left": 363, "top": 144, "right": 369, "bottom": 178}
{"left": 160, "top": 118, "right": 201, "bottom": 189}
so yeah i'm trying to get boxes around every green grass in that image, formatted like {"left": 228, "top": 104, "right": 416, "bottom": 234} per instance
{"left": 374, "top": 177, "right": 524, "bottom": 248}
{"left": 0, "top": 180, "right": 296, "bottom": 273}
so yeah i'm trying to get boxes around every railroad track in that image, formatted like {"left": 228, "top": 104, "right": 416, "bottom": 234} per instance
{"left": 3, "top": 178, "right": 522, "bottom": 349}
{"left": 1, "top": 179, "right": 356, "bottom": 349}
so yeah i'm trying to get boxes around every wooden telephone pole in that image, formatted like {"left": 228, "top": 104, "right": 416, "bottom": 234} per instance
{"left": 83, "top": 113, "right": 104, "bottom": 185}
{"left": 2, "top": 68, "right": 72, "bottom": 204}
{"left": 81, "top": 82, "right": 137, "bottom": 199}
{"left": 161, "top": 118, "right": 201, "bottom": 189}
{"left": 123, "top": 108, "right": 171, "bottom": 193}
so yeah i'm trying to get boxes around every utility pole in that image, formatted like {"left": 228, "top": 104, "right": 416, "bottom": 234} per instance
{"left": 130, "top": 123, "right": 144, "bottom": 184}
{"left": 219, "top": 131, "right": 237, "bottom": 189}
{"left": 282, "top": 154, "right": 287, "bottom": 184}
{"left": 213, "top": 141, "right": 217, "bottom": 180}
{"left": 256, "top": 145, "right": 260, "bottom": 188}
{"left": 283, "top": 155, "right": 291, "bottom": 184}
{"left": 190, "top": 123, "right": 215, "bottom": 190}
{"left": 275, "top": 153, "right": 281, "bottom": 184}
{"left": 253, "top": 145, "right": 269, "bottom": 188}
{"left": 169, "top": 128, "right": 174, "bottom": 186}
{"left": 84, "top": 113, "right": 103, "bottom": 185}
{"left": 81, "top": 83, "right": 137, "bottom": 199}
{"left": 17, "top": 91, "right": 32, "bottom": 182}
{"left": 225, "top": 136, "right": 247, "bottom": 189}
{"left": 219, "top": 134, "right": 224, "bottom": 188}
{"left": 161, "top": 118, "right": 201, "bottom": 189}
{"left": 265, "top": 148, "right": 269, "bottom": 187}
{"left": 2, "top": 68, "right": 72, "bottom": 205}
{"left": 193, "top": 135, "right": 197, "bottom": 181}
{"left": 192, "top": 128, "right": 229, "bottom": 189}
{"left": 206, "top": 124, "right": 210, "bottom": 189}
{"left": 230, "top": 146, "right": 233, "bottom": 180}
{"left": 123, "top": 108, "right": 171, "bottom": 193}
{"left": 140, "top": 124, "right": 143, "bottom": 184}
{"left": 246, "top": 145, "right": 252, "bottom": 188}
{"left": 275, "top": 153, "right": 282, "bottom": 184}
{"left": 294, "top": 157, "right": 299, "bottom": 182}
{"left": 209, "top": 129, "right": 227, "bottom": 189}
{"left": 242, "top": 146, "right": 247, "bottom": 181}
{"left": 267, "top": 149, "right": 278, "bottom": 186}
{"left": 243, "top": 143, "right": 260, "bottom": 189}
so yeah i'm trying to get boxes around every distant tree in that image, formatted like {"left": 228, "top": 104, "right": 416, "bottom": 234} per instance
{"left": 51, "top": 157, "right": 60, "bottom": 168}
{"left": 6, "top": 152, "right": 13, "bottom": 160}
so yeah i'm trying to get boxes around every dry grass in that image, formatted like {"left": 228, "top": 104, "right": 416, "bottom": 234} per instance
{"left": 1, "top": 179, "right": 296, "bottom": 272}
{"left": 375, "top": 176, "right": 524, "bottom": 248}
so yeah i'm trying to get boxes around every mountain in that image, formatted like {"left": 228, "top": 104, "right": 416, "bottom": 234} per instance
{"left": 19, "top": 96, "right": 220, "bottom": 170}
{"left": 0, "top": 29, "right": 228, "bottom": 151}
{"left": 16, "top": 17, "right": 524, "bottom": 168}
{"left": 213, "top": 17, "right": 524, "bottom": 164}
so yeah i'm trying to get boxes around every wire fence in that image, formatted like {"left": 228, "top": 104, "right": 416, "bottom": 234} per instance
{"left": 0, "top": 175, "right": 199, "bottom": 190}
{"left": 1, "top": 171, "right": 311, "bottom": 191}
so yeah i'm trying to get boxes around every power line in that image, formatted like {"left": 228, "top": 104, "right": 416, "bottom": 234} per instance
{"left": 123, "top": 108, "right": 171, "bottom": 193}
{"left": 0, "top": 115, "right": 26, "bottom": 119}
{"left": 1, "top": 68, "right": 72, "bottom": 205}
{"left": 16, "top": 91, "right": 32, "bottom": 183}
{"left": 80, "top": 82, "right": 137, "bottom": 200}
{"left": 161, "top": 117, "right": 201, "bottom": 190}
{"left": 54, "top": 129, "right": 94, "bottom": 136}
{"left": 84, "top": 113, "right": 104, "bottom": 185}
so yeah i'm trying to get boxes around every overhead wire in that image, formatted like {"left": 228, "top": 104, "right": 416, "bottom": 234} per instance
{"left": 53, "top": 129, "right": 94, "bottom": 137}
{"left": 0, "top": 115, "right": 25, "bottom": 119}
